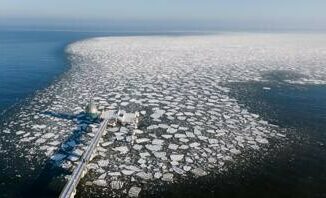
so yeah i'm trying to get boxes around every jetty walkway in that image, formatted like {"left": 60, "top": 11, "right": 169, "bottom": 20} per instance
{"left": 59, "top": 117, "right": 109, "bottom": 198}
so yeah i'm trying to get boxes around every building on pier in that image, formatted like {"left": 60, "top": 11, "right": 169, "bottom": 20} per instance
{"left": 100, "top": 109, "right": 140, "bottom": 128}
{"left": 85, "top": 101, "right": 99, "bottom": 119}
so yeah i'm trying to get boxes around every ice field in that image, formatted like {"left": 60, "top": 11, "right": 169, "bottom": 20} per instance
{"left": 1, "top": 33, "right": 326, "bottom": 197}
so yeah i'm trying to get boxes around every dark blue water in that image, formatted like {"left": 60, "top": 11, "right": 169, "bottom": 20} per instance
{"left": 223, "top": 81, "right": 326, "bottom": 198}
{"left": 0, "top": 30, "right": 109, "bottom": 114}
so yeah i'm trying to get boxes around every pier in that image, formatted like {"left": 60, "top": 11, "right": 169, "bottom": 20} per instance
{"left": 59, "top": 117, "right": 109, "bottom": 198}
{"left": 59, "top": 109, "right": 139, "bottom": 198}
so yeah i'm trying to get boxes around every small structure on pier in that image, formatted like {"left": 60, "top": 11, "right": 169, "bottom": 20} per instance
{"left": 100, "top": 109, "right": 140, "bottom": 128}
{"left": 85, "top": 101, "right": 99, "bottom": 119}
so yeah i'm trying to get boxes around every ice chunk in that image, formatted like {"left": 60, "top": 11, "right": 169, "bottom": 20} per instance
{"left": 16, "top": 131, "right": 25, "bottom": 135}
{"left": 230, "top": 148, "right": 241, "bottom": 154}
{"left": 93, "top": 179, "right": 107, "bottom": 187}
{"left": 152, "top": 139, "right": 164, "bottom": 145}
{"left": 32, "top": 125, "right": 47, "bottom": 129}
{"left": 113, "top": 146, "right": 129, "bottom": 154}
{"left": 111, "top": 181, "right": 124, "bottom": 190}
{"left": 129, "top": 186, "right": 142, "bottom": 197}
{"left": 183, "top": 166, "right": 192, "bottom": 171}
{"left": 42, "top": 133, "right": 55, "bottom": 139}
{"left": 139, "top": 152, "right": 150, "bottom": 158}
{"left": 153, "top": 152, "right": 166, "bottom": 159}
{"left": 167, "top": 127, "right": 177, "bottom": 134}
{"left": 125, "top": 165, "right": 142, "bottom": 172}
{"left": 51, "top": 153, "right": 66, "bottom": 161}
{"left": 136, "top": 172, "right": 153, "bottom": 180}
{"left": 170, "top": 154, "right": 184, "bottom": 161}
{"left": 133, "top": 144, "right": 143, "bottom": 150}
{"left": 162, "top": 173, "right": 174, "bottom": 182}
{"left": 108, "top": 172, "right": 121, "bottom": 176}
{"left": 168, "top": 144, "right": 179, "bottom": 150}
{"left": 191, "top": 168, "right": 207, "bottom": 177}
{"left": 145, "top": 144, "right": 162, "bottom": 151}
{"left": 98, "top": 160, "right": 109, "bottom": 167}
{"left": 136, "top": 138, "right": 150, "bottom": 144}
{"left": 174, "top": 133, "right": 187, "bottom": 138}
{"left": 189, "top": 142, "right": 200, "bottom": 148}
{"left": 256, "top": 137, "right": 269, "bottom": 144}
{"left": 154, "top": 172, "right": 162, "bottom": 179}
{"left": 150, "top": 109, "right": 165, "bottom": 119}
{"left": 172, "top": 166, "right": 185, "bottom": 175}
{"left": 122, "top": 170, "right": 135, "bottom": 175}
{"left": 208, "top": 139, "right": 219, "bottom": 144}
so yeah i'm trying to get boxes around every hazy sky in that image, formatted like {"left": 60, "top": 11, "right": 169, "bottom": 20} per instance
{"left": 1, "top": 0, "right": 326, "bottom": 30}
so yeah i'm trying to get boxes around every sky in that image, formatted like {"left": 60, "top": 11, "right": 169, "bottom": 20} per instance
{"left": 1, "top": 0, "right": 326, "bottom": 30}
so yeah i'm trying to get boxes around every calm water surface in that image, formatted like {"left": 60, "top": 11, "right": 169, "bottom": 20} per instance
{"left": 0, "top": 30, "right": 100, "bottom": 113}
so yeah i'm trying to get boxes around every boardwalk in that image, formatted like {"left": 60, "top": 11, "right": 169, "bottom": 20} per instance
{"left": 59, "top": 118, "right": 109, "bottom": 198}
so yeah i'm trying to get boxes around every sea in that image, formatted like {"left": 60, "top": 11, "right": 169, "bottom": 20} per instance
{"left": 0, "top": 28, "right": 325, "bottom": 197}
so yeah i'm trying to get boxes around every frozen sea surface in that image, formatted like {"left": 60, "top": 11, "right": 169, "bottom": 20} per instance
{"left": 1, "top": 33, "right": 326, "bottom": 197}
